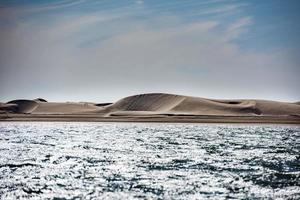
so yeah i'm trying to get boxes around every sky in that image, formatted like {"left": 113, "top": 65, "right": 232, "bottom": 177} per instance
{"left": 0, "top": 0, "right": 299, "bottom": 103}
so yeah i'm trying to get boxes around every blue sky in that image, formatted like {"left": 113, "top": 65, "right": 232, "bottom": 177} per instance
{"left": 0, "top": 0, "right": 299, "bottom": 102}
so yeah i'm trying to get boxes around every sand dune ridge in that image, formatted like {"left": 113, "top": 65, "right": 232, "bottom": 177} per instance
{"left": 1, "top": 93, "right": 300, "bottom": 119}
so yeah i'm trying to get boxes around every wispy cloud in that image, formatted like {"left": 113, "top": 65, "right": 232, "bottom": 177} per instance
{"left": 224, "top": 17, "right": 253, "bottom": 40}
{"left": 0, "top": 0, "right": 86, "bottom": 13}
{"left": 201, "top": 4, "right": 242, "bottom": 15}
{"left": 44, "top": 14, "right": 122, "bottom": 40}
{"left": 135, "top": 0, "right": 144, "bottom": 5}
{"left": 0, "top": 0, "right": 299, "bottom": 101}
{"left": 227, "top": 17, "right": 252, "bottom": 32}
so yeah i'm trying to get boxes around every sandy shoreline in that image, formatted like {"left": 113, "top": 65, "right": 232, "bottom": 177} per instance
{"left": 1, "top": 114, "right": 299, "bottom": 124}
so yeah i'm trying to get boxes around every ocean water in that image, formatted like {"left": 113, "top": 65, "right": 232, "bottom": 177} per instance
{"left": 0, "top": 122, "right": 299, "bottom": 200}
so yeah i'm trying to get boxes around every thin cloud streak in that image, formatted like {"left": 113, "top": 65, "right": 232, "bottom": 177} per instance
{"left": 0, "top": 0, "right": 86, "bottom": 13}
{"left": 0, "top": 0, "right": 299, "bottom": 102}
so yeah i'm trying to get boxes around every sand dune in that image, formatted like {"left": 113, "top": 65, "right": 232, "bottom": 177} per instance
{"left": 1, "top": 93, "right": 300, "bottom": 123}
{"left": 106, "top": 93, "right": 185, "bottom": 113}
{"left": 0, "top": 103, "right": 18, "bottom": 113}
{"left": 6, "top": 100, "right": 39, "bottom": 114}
{"left": 1, "top": 99, "right": 104, "bottom": 114}
{"left": 33, "top": 98, "right": 47, "bottom": 102}
{"left": 104, "top": 93, "right": 300, "bottom": 116}
{"left": 31, "top": 102, "right": 104, "bottom": 114}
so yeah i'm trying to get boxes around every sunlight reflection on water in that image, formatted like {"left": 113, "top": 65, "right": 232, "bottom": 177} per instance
{"left": 0, "top": 122, "right": 299, "bottom": 199}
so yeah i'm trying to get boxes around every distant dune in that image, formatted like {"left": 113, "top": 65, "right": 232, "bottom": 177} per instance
{"left": 100, "top": 93, "right": 300, "bottom": 117}
{"left": 6, "top": 100, "right": 39, "bottom": 114}
{"left": 1, "top": 93, "right": 300, "bottom": 123}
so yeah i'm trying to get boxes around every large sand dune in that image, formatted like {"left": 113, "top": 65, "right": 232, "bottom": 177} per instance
{"left": 1, "top": 93, "right": 299, "bottom": 123}
{"left": 104, "top": 93, "right": 300, "bottom": 116}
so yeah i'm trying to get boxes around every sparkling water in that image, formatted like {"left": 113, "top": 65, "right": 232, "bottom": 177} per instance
{"left": 0, "top": 122, "right": 299, "bottom": 199}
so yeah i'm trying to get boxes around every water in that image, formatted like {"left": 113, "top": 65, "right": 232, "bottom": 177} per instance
{"left": 0, "top": 122, "right": 299, "bottom": 199}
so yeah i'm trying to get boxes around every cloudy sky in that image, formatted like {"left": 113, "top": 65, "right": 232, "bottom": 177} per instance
{"left": 0, "top": 0, "right": 299, "bottom": 102}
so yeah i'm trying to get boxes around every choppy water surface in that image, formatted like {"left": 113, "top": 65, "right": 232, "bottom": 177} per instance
{"left": 0, "top": 123, "right": 299, "bottom": 199}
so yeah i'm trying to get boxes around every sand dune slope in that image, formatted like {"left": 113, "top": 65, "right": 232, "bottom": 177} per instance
{"left": 105, "top": 93, "right": 300, "bottom": 116}
{"left": 32, "top": 102, "right": 104, "bottom": 114}
{"left": 5, "top": 100, "right": 39, "bottom": 114}
{"left": 106, "top": 93, "right": 185, "bottom": 112}
{"left": 1, "top": 100, "right": 104, "bottom": 114}
{"left": 33, "top": 98, "right": 47, "bottom": 102}
{"left": 0, "top": 103, "right": 18, "bottom": 113}
{"left": 254, "top": 100, "right": 300, "bottom": 116}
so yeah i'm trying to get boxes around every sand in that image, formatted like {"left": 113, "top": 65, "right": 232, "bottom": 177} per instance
{"left": 1, "top": 93, "right": 300, "bottom": 124}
